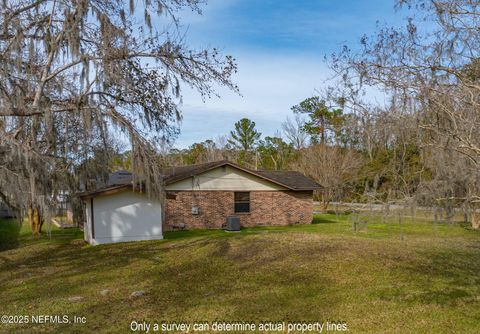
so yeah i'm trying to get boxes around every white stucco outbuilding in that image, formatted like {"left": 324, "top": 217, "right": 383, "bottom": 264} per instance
{"left": 81, "top": 186, "right": 162, "bottom": 245}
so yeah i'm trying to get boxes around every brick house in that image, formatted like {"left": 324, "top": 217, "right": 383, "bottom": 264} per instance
{"left": 80, "top": 160, "right": 320, "bottom": 245}
{"left": 163, "top": 160, "right": 320, "bottom": 230}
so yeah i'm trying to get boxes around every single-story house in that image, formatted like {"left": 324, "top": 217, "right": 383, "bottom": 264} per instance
{"left": 79, "top": 160, "right": 321, "bottom": 245}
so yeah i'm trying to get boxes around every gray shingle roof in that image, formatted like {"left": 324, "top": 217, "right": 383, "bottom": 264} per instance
{"left": 80, "top": 160, "right": 321, "bottom": 198}
{"left": 255, "top": 170, "right": 321, "bottom": 191}
{"left": 162, "top": 160, "right": 321, "bottom": 191}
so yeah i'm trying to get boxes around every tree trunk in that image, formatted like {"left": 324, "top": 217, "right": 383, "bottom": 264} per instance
{"left": 33, "top": 207, "right": 40, "bottom": 235}
{"left": 319, "top": 200, "right": 329, "bottom": 213}
{"left": 471, "top": 210, "right": 480, "bottom": 229}
{"left": 29, "top": 205, "right": 43, "bottom": 235}
{"left": 319, "top": 189, "right": 330, "bottom": 213}
{"left": 28, "top": 204, "right": 34, "bottom": 231}
{"left": 463, "top": 202, "right": 469, "bottom": 224}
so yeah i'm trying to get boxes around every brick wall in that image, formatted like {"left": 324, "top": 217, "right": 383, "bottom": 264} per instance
{"left": 164, "top": 190, "right": 313, "bottom": 231}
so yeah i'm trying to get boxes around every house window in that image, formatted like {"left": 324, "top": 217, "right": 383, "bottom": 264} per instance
{"left": 234, "top": 192, "right": 250, "bottom": 213}
{"left": 166, "top": 192, "right": 177, "bottom": 200}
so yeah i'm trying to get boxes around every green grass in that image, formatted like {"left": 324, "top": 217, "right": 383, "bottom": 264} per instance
{"left": 0, "top": 218, "right": 22, "bottom": 251}
{"left": 0, "top": 215, "right": 479, "bottom": 333}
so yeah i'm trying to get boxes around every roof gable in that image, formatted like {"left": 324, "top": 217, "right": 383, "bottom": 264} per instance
{"left": 163, "top": 160, "right": 321, "bottom": 191}
{"left": 165, "top": 164, "right": 287, "bottom": 191}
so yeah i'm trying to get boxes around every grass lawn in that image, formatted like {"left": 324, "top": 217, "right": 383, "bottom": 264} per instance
{"left": 0, "top": 215, "right": 479, "bottom": 333}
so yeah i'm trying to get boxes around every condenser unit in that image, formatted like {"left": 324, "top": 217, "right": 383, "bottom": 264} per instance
{"left": 226, "top": 216, "right": 240, "bottom": 232}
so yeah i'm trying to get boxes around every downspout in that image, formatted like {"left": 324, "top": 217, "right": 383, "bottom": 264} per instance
{"left": 161, "top": 190, "right": 166, "bottom": 234}
{"left": 90, "top": 198, "right": 95, "bottom": 242}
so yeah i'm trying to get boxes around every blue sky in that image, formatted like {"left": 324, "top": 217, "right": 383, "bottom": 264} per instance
{"left": 173, "top": 0, "right": 405, "bottom": 148}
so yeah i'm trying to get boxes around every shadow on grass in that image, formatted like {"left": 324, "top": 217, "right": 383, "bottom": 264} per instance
{"left": 0, "top": 219, "right": 22, "bottom": 251}
{"left": 312, "top": 216, "right": 344, "bottom": 224}
{"left": 5, "top": 234, "right": 336, "bottom": 332}
{"left": 151, "top": 234, "right": 338, "bottom": 321}
{"left": 0, "top": 241, "right": 160, "bottom": 310}
{"left": 377, "top": 245, "right": 480, "bottom": 308}
{"left": 415, "top": 247, "right": 480, "bottom": 304}
{"left": 2, "top": 225, "right": 336, "bottom": 324}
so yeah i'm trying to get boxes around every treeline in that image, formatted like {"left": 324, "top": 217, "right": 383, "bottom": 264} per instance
{"left": 163, "top": 99, "right": 376, "bottom": 213}
{"left": 81, "top": 0, "right": 480, "bottom": 228}
{"left": 109, "top": 96, "right": 432, "bottom": 214}
{"left": 156, "top": 0, "right": 480, "bottom": 229}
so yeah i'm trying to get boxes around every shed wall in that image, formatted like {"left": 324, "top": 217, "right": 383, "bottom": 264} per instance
{"left": 86, "top": 191, "right": 162, "bottom": 245}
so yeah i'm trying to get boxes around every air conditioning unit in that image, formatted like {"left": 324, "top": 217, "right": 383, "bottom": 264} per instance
{"left": 226, "top": 216, "right": 240, "bottom": 232}
{"left": 192, "top": 206, "right": 199, "bottom": 215}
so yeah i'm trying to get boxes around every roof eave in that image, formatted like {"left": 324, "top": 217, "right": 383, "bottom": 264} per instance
{"left": 78, "top": 184, "right": 132, "bottom": 199}
{"left": 292, "top": 187, "right": 323, "bottom": 191}
{"left": 164, "top": 161, "right": 322, "bottom": 191}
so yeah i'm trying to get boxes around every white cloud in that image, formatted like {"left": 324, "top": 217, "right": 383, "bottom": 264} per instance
{"left": 175, "top": 52, "right": 331, "bottom": 148}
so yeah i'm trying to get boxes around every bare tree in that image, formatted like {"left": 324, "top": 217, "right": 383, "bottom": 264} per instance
{"left": 282, "top": 114, "right": 308, "bottom": 150}
{"left": 330, "top": 0, "right": 480, "bottom": 227}
{"left": 291, "top": 145, "right": 364, "bottom": 212}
